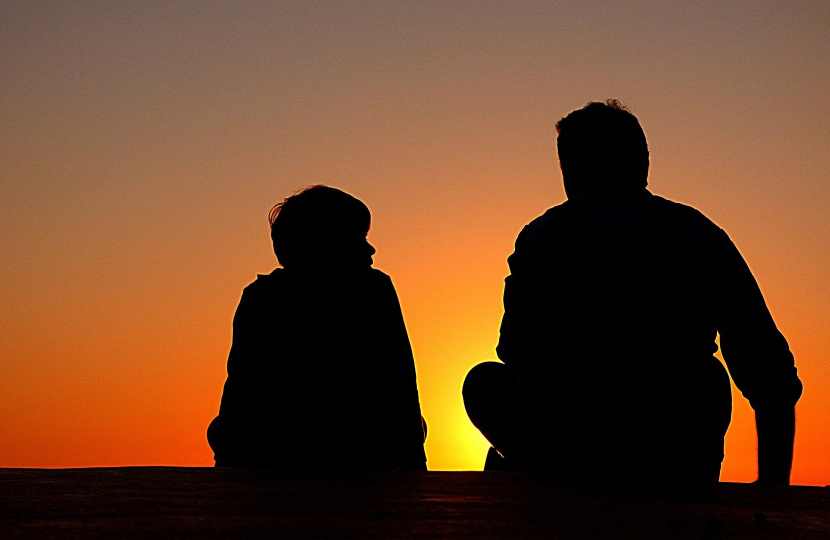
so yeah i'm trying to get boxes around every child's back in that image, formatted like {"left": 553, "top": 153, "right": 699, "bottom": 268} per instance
{"left": 208, "top": 186, "right": 426, "bottom": 469}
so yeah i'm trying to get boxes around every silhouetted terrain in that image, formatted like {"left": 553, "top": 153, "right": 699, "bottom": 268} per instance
{"left": 1, "top": 467, "right": 828, "bottom": 538}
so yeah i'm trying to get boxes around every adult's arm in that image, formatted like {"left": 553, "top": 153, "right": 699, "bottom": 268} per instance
{"left": 496, "top": 228, "right": 531, "bottom": 367}
{"left": 756, "top": 405, "right": 796, "bottom": 484}
{"left": 713, "top": 229, "right": 802, "bottom": 484}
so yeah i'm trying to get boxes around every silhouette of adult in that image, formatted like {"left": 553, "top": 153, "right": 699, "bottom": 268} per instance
{"left": 463, "top": 100, "right": 802, "bottom": 483}
{"left": 208, "top": 186, "right": 427, "bottom": 470}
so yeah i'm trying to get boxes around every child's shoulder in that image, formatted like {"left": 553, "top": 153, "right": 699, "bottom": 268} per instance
{"left": 363, "top": 267, "right": 392, "bottom": 284}
{"left": 246, "top": 267, "right": 283, "bottom": 289}
{"left": 335, "top": 267, "right": 394, "bottom": 289}
{"left": 236, "top": 268, "right": 288, "bottom": 301}
{"left": 244, "top": 267, "right": 393, "bottom": 291}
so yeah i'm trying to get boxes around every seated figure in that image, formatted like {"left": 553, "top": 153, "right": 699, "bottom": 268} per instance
{"left": 464, "top": 100, "right": 802, "bottom": 483}
{"left": 208, "top": 186, "right": 427, "bottom": 470}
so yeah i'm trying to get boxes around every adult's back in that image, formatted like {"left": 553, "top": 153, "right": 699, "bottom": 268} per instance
{"left": 464, "top": 100, "right": 802, "bottom": 483}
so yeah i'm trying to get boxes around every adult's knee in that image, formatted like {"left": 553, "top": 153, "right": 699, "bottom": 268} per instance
{"left": 463, "top": 361, "right": 510, "bottom": 400}
{"left": 463, "top": 362, "right": 516, "bottom": 438}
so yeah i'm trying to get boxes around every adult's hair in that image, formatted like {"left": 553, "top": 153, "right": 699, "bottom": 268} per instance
{"left": 269, "top": 185, "right": 371, "bottom": 267}
{"left": 555, "top": 99, "right": 649, "bottom": 194}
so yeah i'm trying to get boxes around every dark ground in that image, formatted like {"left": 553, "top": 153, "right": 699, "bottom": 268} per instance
{"left": 0, "top": 467, "right": 828, "bottom": 538}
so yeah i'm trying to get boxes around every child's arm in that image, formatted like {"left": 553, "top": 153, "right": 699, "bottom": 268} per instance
{"left": 211, "top": 282, "right": 270, "bottom": 464}
{"left": 376, "top": 274, "right": 429, "bottom": 468}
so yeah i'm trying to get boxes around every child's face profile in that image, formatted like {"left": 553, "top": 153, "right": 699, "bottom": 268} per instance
{"left": 270, "top": 186, "right": 375, "bottom": 269}
{"left": 363, "top": 238, "right": 376, "bottom": 266}
{"left": 339, "top": 236, "right": 375, "bottom": 267}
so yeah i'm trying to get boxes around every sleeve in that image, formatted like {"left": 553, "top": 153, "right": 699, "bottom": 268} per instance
{"left": 209, "top": 285, "right": 264, "bottom": 461}
{"left": 219, "top": 288, "right": 259, "bottom": 420}
{"left": 376, "top": 275, "right": 428, "bottom": 466}
{"left": 496, "top": 227, "right": 530, "bottom": 368}
{"left": 713, "top": 228, "right": 803, "bottom": 411}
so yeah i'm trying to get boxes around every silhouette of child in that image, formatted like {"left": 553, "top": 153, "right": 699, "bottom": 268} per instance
{"left": 208, "top": 186, "right": 427, "bottom": 470}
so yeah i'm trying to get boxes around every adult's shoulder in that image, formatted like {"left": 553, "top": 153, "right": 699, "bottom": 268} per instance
{"left": 527, "top": 200, "right": 573, "bottom": 229}
{"left": 515, "top": 200, "right": 574, "bottom": 246}
{"left": 519, "top": 201, "right": 573, "bottom": 239}
{"left": 647, "top": 192, "right": 725, "bottom": 235}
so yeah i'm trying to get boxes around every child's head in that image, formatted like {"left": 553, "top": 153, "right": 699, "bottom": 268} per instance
{"left": 269, "top": 185, "right": 375, "bottom": 268}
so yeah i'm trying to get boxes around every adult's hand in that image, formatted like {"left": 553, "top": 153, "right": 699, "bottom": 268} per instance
{"left": 755, "top": 406, "right": 796, "bottom": 485}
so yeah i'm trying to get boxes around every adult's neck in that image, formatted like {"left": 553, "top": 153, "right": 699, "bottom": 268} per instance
{"left": 565, "top": 183, "right": 649, "bottom": 201}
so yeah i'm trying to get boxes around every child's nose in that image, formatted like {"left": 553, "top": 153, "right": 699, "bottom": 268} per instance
{"left": 366, "top": 241, "right": 376, "bottom": 256}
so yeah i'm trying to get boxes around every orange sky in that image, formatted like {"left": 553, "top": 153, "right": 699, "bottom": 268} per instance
{"left": 1, "top": 2, "right": 828, "bottom": 485}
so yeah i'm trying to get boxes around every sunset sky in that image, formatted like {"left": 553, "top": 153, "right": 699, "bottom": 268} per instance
{"left": 1, "top": 1, "right": 828, "bottom": 485}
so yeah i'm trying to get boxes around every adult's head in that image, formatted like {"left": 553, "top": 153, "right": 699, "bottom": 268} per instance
{"left": 555, "top": 99, "right": 649, "bottom": 199}
{"left": 269, "top": 185, "right": 374, "bottom": 268}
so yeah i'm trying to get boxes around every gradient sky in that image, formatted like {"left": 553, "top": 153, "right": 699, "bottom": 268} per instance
{"left": 1, "top": 1, "right": 828, "bottom": 484}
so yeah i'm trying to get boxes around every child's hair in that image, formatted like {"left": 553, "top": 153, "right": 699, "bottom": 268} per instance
{"left": 269, "top": 185, "right": 371, "bottom": 267}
